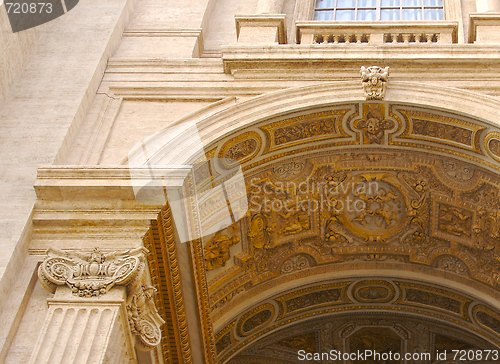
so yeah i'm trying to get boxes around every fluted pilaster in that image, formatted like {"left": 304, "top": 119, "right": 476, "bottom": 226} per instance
{"left": 31, "top": 248, "right": 165, "bottom": 364}
{"left": 29, "top": 288, "right": 133, "bottom": 364}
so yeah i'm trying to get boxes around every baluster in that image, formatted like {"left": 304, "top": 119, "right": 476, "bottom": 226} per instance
{"left": 402, "top": 33, "right": 410, "bottom": 45}
{"left": 426, "top": 33, "right": 433, "bottom": 44}
{"left": 355, "top": 34, "right": 362, "bottom": 44}
{"left": 333, "top": 34, "right": 340, "bottom": 44}
{"left": 322, "top": 34, "right": 330, "bottom": 44}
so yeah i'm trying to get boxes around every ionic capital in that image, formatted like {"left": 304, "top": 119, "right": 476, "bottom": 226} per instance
{"left": 38, "top": 247, "right": 165, "bottom": 350}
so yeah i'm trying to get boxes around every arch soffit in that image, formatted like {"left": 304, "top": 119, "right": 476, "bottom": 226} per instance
{"left": 126, "top": 81, "right": 500, "bottom": 166}
{"left": 215, "top": 270, "right": 500, "bottom": 363}
{"left": 130, "top": 82, "right": 500, "bottom": 361}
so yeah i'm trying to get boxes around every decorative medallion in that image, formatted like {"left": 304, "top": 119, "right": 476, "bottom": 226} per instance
{"left": 236, "top": 303, "right": 275, "bottom": 337}
{"left": 351, "top": 280, "right": 396, "bottom": 303}
{"left": 218, "top": 131, "right": 261, "bottom": 168}
{"left": 327, "top": 172, "right": 426, "bottom": 243}
{"left": 353, "top": 104, "right": 395, "bottom": 144}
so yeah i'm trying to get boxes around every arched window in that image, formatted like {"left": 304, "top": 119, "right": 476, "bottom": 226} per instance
{"left": 313, "top": 0, "right": 444, "bottom": 21}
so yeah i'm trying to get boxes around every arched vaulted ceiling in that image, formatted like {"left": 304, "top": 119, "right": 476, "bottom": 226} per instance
{"left": 138, "top": 84, "right": 500, "bottom": 363}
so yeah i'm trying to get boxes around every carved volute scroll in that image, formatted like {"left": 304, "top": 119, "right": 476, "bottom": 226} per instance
{"left": 38, "top": 247, "right": 165, "bottom": 351}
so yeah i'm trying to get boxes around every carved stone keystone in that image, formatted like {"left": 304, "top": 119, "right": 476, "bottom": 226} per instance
{"left": 361, "top": 66, "right": 390, "bottom": 100}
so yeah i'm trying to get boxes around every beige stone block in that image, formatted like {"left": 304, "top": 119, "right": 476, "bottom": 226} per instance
{"left": 368, "top": 33, "right": 384, "bottom": 44}
{"left": 112, "top": 37, "right": 199, "bottom": 58}
{"left": 238, "top": 26, "right": 279, "bottom": 44}
{"left": 469, "top": 13, "right": 500, "bottom": 43}
{"left": 235, "top": 15, "right": 287, "bottom": 44}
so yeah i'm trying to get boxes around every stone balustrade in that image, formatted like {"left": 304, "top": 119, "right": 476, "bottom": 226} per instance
{"left": 296, "top": 21, "right": 458, "bottom": 45}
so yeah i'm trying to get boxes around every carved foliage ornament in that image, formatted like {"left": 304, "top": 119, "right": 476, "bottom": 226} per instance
{"left": 38, "top": 247, "right": 144, "bottom": 296}
{"left": 360, "top": 66, "right": 389, "bottom": 100}
{"left": 38, "top": 247, "right": 165, "bottom": 351}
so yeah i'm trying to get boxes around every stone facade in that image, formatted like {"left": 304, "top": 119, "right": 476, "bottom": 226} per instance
{"left": 3, "top": 0, "right": 500, "bottom": 363}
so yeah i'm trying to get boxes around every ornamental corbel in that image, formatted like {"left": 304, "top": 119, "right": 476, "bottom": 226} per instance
{"left": 38, "top": 247, "right": 165, "bottom": 351}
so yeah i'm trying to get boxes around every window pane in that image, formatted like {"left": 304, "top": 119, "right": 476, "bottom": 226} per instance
{"left": 403, "top": 0, "right": 421, "bottom": 6}
{"left": 314, "top": 10, "right": 334, "bottom": 20}
{"left": 358, "top": 0, "right": 376, "bottom": 7}
{"left": 381, "top": 0, "right": 400, "bottom": 7}
{"left": 337, "top": 0, "right": 355, "bottom": 7}
{"left": 424, "top": 8, "right": 443, "bottom": 20}
{"left": 424, "top": 0, "right": 443, "bottom": 5}
{"left": 381, "top": 8, "right": 400, "bottom": 20}
{"left": 403, "top": 8, "right": 422, "bottom": 20}
{"left": 358, "top": 9, "right": 376, "bottom": 20}
{"left": 315, "top": 0, "right": 335, "bottom": 9}
{"left": 335, "top": 10, "right": 356, "bottom": 20}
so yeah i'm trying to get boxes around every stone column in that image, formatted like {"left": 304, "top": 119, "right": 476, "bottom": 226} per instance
{"left": 476, "top": 0, "right": 500, "bottom": 12}
{"left": 256, "top": 0, "right": 286, "bottom": 14}
{"left": 30, "top": 248, "right": 164, "bottom": 364}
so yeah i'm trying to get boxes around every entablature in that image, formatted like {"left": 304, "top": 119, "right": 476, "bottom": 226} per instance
{"left": 221, "top": 44, "right": 500, "bottom": 74}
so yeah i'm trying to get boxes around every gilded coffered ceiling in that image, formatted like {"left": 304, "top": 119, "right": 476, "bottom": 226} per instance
{"left": 144, "top": 101, "right": 500, "bottom": 363}
{"left": 220, "top": 278, "right": 500, "bottom": 364}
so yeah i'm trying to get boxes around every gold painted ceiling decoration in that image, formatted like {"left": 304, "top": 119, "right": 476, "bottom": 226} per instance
{"left": 216, "top": 278, "right": 500, "bottom": 363}
{"left": 196, "top": 102, "right": 500, "bottom": 320}
{"left": 143, "top": 101, "right": 500, "bottom": 364}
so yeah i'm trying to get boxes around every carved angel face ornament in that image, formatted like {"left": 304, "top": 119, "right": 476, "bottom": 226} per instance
{"left": 366, "top": 117, "right": 382, "bottom": 134}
